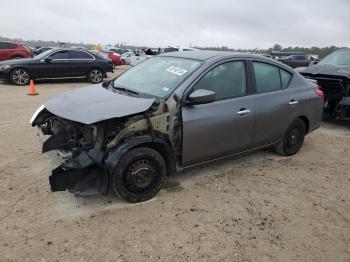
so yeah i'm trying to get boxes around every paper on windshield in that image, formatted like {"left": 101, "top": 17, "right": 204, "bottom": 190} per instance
{"left": 166, "top": 66, "right": 188, "bottom": 76}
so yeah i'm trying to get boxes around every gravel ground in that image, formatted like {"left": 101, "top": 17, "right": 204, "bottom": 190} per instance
{"left": 0, "top": 65, "right": 349, "bottom": 262}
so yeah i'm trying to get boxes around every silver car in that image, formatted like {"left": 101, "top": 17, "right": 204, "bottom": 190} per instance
{"left": 31, "top": 51, "right": 324, "bottom": 203}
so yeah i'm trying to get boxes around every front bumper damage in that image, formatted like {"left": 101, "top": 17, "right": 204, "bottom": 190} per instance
{"left": 37, "top": 126, "right": 108, "bottom": 195}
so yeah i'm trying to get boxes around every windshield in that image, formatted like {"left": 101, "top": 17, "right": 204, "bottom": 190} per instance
{"left": 113, "top": 57, "right": 202, "bottom": 98}
{"left": 319, "top": 50, "right": 350, "bottom": 66}
{"left": 35, "top": 49, "right": 55, "bottom": 59}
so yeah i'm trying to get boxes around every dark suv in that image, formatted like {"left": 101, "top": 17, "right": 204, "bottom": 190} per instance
{"left": 285, "top": 54, "right": 310, "bottom": 68}
{"left": 0, "top": 41, "right": 32, "bottom": 61}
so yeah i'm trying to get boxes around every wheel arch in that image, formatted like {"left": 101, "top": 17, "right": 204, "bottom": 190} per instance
{"left": 9, "top": 67, "right": 32, "bottom": 82}
{"left": 105, "top": 135, "right": 177, "bottom": 179}
{"left": 297, "top": 115, "right": 310, "bottom": 134}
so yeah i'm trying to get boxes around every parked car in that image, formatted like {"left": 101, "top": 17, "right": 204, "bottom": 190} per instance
{"left": 32, "top": 47, "right": 53, "bottom": 56}
{"left": 285, "top": 54, "right": 310, "bottom": 68}
{"left": 162, "top": 46, "right": 198, "bottom": 53}
{"left": 297, "top": 48, "right": 350, "bottom": 120}
{"left": 120, "top": 51, "right": 135, "bottom": 64}
{"left": 104, "top": 51, "right": 122, "bottom": 67}
{"left": 0, "top": 48, "right": 113, "bottom": 85}
{"left": 31, "top": 51, "right": 323, "bottom": 203}
{"left": 0, "top": 41, "right": 32, "bottom": 61}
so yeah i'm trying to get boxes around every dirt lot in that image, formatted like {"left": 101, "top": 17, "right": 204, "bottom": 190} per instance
{"left": 0, "top": 65, "right": 349, "bottom": 262}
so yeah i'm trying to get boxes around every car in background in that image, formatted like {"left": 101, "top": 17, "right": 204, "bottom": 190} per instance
{"left": 0, "top": 41, "right": 32, "bottom": 61}
{"left": 271, "top": 51, "right": 306, "bottom": 63}
{"left": 103, "top": 51, "right": 122, "bottom": 67}
{"left": 284, "top": 54, "right": 310, "bottom": 68}
{"left": 108, "top": 48, "right": 123, "bottom": 55}
{"left": 32, "top": 47, "right": 53, "bottom": 56}
{"left": 162, "top": 46, "right": 198, "bottom": 53}
{"left": 0, "top": 48, "right": 113, "bottom": 85}
{"left": 120, "top": 51, "right": 135, "bottom": 64}
{"left": 31, "top": 51, "right": 323, "bottom": 203}
{"left": 297, "top": 48, "right": 350, "bottom": 120}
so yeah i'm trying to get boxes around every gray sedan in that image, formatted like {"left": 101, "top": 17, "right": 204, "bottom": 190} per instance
{"left": 31, "top": 51, "right": 324, "bottom": 203}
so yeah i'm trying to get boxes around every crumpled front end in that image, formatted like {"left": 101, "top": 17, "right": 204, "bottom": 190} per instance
{"left": 31, "top": 105, "right": 109, "bottom": 195}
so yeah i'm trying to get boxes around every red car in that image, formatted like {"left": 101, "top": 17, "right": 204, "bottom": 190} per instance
{"left": 102, "top": 51, "right": 122, "bottom": 67}
{"left": 0, "top": 41, "right": 32, "bottom": 61}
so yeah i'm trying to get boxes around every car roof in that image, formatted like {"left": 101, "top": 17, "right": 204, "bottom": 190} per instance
{"left": 158, "top": 50, "right": 277, "bottom": 62}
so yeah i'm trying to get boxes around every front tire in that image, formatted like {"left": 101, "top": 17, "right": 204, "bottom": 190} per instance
{"left": 87, "top": 68, "right": 104, "bottom": 84}
{"left": 111, "top": 147, "right": 166, "bottom": 203}
{"left": 274, "top": 118, "right": 306, "bottom": 156}
{"left": 10, "top": 68, "right": 30, "bottom": 85}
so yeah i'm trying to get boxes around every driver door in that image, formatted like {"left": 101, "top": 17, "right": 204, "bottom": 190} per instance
{"left": 181, "top": 60, "right": 255, "bottom": 166}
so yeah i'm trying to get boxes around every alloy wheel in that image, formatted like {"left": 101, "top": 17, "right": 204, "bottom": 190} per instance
{"left": 11, "top": 69, "right": 30, "bottom": 85}
{"left": 89, "top": 69, "right": 103, "bottom": 83}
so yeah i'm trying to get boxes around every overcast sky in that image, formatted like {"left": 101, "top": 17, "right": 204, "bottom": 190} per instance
{"left": 1, "top": 0, "right": 349, "bottom": 49}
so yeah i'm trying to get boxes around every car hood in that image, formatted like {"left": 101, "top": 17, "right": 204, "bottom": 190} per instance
{"left": 0, "top": 58, "right": 39, "bottom": 65}
{"left": 298, "top": 64, "right": 350, "bottom": 79}
{"left": 44, "top": 85, "right": 155, "bottom": 124}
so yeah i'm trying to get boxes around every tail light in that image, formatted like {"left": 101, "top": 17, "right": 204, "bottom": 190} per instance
{"left": 315, "top": 85, "right": 324, "bottom": 98}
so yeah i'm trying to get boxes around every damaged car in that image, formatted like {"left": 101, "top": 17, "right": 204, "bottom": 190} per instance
{"left": 297, "top": 48, "right": 350, "bottom": 120}
{"left": 31, "top": 51, "right": 324, "bottom": 203}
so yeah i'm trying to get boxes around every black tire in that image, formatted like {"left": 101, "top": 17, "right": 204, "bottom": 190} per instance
{"left": 121, "top": 59, "right": 125, "bottom": 65}
{"left": 11, "top": 56, "right": 24, "bottom": 59}
{"left": 112, "top": 62, "right": 116, "bottom": 69}
{"left": 111, "top": 147, "right": 166, "bottom": 203}
{"left": 274, "top": 118, "right": 306, "bottom": 156}
{"left": 87, "top": 68, "right": 104, "bottom": 84}
{"left": 9, "top": 68, "right": 30, "bottom": 85}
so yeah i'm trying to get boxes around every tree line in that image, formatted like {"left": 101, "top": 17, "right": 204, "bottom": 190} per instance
{"left": 195, "top": 44, "right": 346, "bottom": 58}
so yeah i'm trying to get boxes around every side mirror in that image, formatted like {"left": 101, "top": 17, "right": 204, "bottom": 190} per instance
{"left": 102, "top": 80, "right": 111, "bottom": 87}
{"left": 44, "top": 57, "right": 52, "bottom": 63}
{"left": 187, "top": 89, "right": 216, "bottom": 105}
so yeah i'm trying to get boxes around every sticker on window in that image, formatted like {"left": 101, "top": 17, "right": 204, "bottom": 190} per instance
{"left": 166, "top": 66, "right": 188, "bottom": 76}
{"left": 162, "top": 87, "right": 170, "bottom": 92}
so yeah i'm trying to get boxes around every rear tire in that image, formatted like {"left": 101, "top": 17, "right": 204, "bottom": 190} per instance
{"left": 9, "top": 68, "right": 30, "bottom": 85}
{"left": 274, "top": 118, "right": 306, "bottom": 156}
{"left": 87, "top": 68, "right": 104, "bottom": 84}
{"left": 111, "top": 147, "right": 166, "bottom": 203}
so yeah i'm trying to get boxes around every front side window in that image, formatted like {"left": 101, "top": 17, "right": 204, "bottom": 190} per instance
{"left": 113, "top": 57, "right": 202, "bottom": 98}
{"left": 193, "top": 61, "right": 246, "bottom": 100}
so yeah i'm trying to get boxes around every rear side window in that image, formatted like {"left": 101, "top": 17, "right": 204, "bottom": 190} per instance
{"left": 0, "top": 42, "right": 17, "bottom": 49}
{"left": 193, "top": 61, "right": 246, "bottom": 100}
{"left": 48, "top": 51, "right": 70, "bottom": 59}
{"left": 253, "top": 62, "right": 293, "bottom": 93}
{"left": 69, "top": 50, "right": 94, "bottom": 59}
{"left": 280, "top": 69, "right": 292, "bottom": 89}
{"left": 253, "top": 62, "right": 281, "bottom": 93}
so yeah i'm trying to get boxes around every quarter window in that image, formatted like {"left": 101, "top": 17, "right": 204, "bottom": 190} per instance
{"left": 193, "top": 61, "right": 246, "bottom": 101}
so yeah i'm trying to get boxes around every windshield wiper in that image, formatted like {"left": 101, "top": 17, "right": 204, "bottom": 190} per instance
{"left": 112, "top": 84, "right": 140, "bottom": 96}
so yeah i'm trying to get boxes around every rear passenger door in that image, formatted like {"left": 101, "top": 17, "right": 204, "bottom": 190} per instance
{"left": 251, "top": 61, "right": 297, "bottom": 147}
{"left": 66, "top": 50, "right": 95, "bottom": 76}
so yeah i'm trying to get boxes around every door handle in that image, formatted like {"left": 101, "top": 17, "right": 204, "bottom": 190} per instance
{"left": 237, "top": 109, "right": 250, "bottom": 116}
{"left": 289, "top": 99, "right": 299, "bottom": 105}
